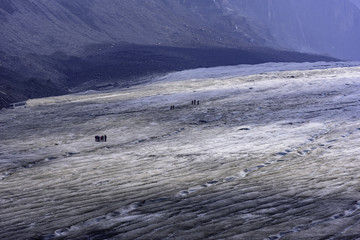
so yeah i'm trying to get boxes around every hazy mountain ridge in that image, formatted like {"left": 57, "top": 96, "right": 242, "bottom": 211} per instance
{"left": 228, "top": 0, "right": 360, "bottom": 60}
{"left": 350, "top": 0, "right": 360, "bottom": 9}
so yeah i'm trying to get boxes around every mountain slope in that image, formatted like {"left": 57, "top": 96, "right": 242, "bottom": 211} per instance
{"left": 0, "top": 0, "right": 339, "bottom": 109}
{"left": 0, "top": 0, "right": 264, "bottom": 56}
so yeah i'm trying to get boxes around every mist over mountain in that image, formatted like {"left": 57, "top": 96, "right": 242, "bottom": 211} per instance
{"left": 350, "top": 0, "right": 360, "bottom": 10}
{"left": 2, "top": 0, "right": 357, "bottom": 108}
{"left": 230, "top": 0, "right": 360, "bottom": 61}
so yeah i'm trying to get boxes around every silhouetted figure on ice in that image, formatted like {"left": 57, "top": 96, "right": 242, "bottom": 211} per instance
{"left": 192, "top": 100, "right": 200, "bottom": 105}
{"left": 95, "top": 135, "right": 107, "bottom": 142}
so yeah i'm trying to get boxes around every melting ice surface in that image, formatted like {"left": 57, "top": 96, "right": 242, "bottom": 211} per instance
{"left": 1, "top": 61, "right": 360, "bottom": 239}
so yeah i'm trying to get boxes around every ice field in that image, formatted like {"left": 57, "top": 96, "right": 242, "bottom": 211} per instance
{"left": 1, "top": 62, "right": 360, "bottom": 239}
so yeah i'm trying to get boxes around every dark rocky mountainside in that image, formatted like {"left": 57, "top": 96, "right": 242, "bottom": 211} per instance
{"left": 0, "top": 0, "right": 264, "bottom": 56}
{"left": 0, "top": 0, "right": 339, "bottom": 109}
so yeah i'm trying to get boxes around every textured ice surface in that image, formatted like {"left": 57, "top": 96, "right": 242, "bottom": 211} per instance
{"left": 1, "top": 62, "right": 360, "bottom": 239}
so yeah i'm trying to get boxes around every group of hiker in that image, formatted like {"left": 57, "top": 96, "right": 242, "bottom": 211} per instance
{"left": 171, "top": 100, "right": 200, "bottom": 110}
{"left": 95, "top": 135, "right": 107, "bottom": 142}
{"left": 191, "top": 100, "right": 200, "bottom": 105}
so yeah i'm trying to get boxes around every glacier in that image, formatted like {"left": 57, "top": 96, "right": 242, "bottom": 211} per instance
{"left": 1, "top": 61, "right": 360, "bottom": 239}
